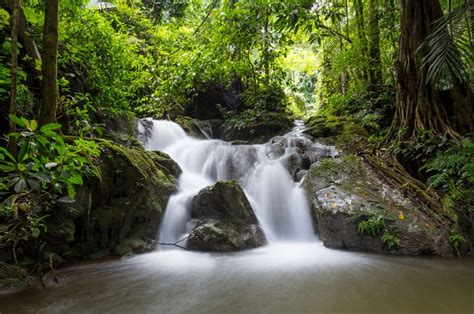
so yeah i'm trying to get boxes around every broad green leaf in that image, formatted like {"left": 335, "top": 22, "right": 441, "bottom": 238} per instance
{"left": 8, "top": 114, "right": 25, "bottom": 127}
{"left": 40, "top": 123, "right": 62, "bottom": 133}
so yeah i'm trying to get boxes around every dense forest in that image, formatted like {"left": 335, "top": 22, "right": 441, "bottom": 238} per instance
{"left": 0, "top": 0, "right": 473, "bottom": 297}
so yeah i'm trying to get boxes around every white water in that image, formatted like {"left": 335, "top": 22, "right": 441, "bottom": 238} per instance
{"left": 139, "top": 119, "right": 335, "bottom": 245}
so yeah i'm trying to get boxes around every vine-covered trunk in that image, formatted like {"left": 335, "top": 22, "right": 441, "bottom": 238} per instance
{"left": 388, "top": 0, "right": 473, "bottom": 141}
{"left": 39, "top": 0, "right": 59, "bottom": 126}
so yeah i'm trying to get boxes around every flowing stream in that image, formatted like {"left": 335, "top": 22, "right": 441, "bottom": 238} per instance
{"left": 139, "top": 119, "right": 325, "bottom": 244}
{"left": 1, "top": 120, "right": 472, "bottom": 313}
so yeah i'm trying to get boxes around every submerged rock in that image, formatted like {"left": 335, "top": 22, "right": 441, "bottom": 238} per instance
{"left": 304, "top": 155, "right": 455, "bottom": 256}
{"left": 187, "top": 180, "right": 266, "bottom": 251}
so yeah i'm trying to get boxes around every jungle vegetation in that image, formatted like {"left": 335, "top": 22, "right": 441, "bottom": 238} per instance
{"left": 0, "top": 0, "right": 472, "bottom": 272}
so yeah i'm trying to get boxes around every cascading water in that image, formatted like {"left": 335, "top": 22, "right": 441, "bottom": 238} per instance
{"left": 138, "top": 119, "right": 337, "bottom": 245}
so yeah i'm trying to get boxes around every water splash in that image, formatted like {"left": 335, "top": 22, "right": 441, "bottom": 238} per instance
{"left": 139, "top": 119, "right": 336, "bottom": 245}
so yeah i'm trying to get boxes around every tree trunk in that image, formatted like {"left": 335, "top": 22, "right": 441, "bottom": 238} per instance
{"left": 387, "top": 0, "right": 473, "bottom": 141}
{"left": 368, "top": 0, "right": 382, "bottom": 87}
{"left": 8, "top": 0, "right": 19, "bottom": 155}
{"left": 39, "top": 0, "right": 59, "bottom": 126}
{"left": 354, "top": 0, "right": 369, "bottom": 81}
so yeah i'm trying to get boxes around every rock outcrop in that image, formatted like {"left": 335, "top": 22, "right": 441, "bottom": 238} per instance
{"left": 304, "top": 155, "right": 455, "bottom": 256}
{"left": 51, "top": 141, "right": 179, "bottom": 259}
{"left": 187, "top": 180, "right": 266, "bottom": 251}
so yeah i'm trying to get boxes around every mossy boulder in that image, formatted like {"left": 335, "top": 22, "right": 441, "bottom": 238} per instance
{"left": 49, "top": 141, "right": 178, "bottom": 259}
{"left": 148, "top": 150, "right": 182, "bottom": 179}
{"left": 304, "top": 155, "right": 455, "bottom": 256}
{"left": 174, "top": 115, "right": 203, "bottom": 138}
{"left": 187, "top": 180, "right": 266, "bottom": 251}
{"left": 304, "top": 115, "right": 367, "bottom": 153}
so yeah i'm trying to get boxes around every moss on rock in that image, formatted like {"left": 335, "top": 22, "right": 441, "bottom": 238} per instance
{"left": 46, "top": 140, "right": 178, "bottom": 260}
{"left": 304, "top": 154, "right": 455, "bottom": 255}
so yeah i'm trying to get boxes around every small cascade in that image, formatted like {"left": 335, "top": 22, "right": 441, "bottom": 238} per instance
{"left": 139, "top": 119, "right": 337, "bottom": 245}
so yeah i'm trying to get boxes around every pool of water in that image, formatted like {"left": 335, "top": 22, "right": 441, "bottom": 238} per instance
{"left": 1, "top": 242, "right": 472, "bottom": 314}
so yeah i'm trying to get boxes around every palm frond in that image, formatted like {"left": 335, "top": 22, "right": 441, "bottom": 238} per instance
{"left": 420, "top": 3, "right": 474, "bottom": 90}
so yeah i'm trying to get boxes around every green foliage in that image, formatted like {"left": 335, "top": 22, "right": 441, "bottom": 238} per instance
{"left": 358, "top": 213, "right": 400, "bottom": 250}
{"left": 358, "top": 214, "right": 385, "bottom": 236}
{"left": 449, "top": 230, "right": 466, "bottom": 251}
{"left": 422, "top": 3, "right": 474, "bottom": 90}
{"left": 381, "top": 229, "right": 400, "bottom": 250}
{"left": 422, "top": 138, "right": 474, "bottom": 212}
{"left": 0, "top": 116, "right": 100, "bottom": 260}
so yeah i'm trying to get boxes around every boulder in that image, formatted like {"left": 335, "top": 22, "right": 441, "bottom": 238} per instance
{"left": 187, "top": 220, "right": 266, "bottom": 252}
{"left": 174, "top": 115, "right": 202, "bottom": 138}
{"left": 49, "top": 141, "right": 178, "bottom": 259}
{"left": 304, "top": 155, "right": 455, "bottom": 256}
{"left": 191, "top": 180, "right": 257, "bottom": 222}
{"left": 187, "top": 180, "right": 266, "bottom": 251}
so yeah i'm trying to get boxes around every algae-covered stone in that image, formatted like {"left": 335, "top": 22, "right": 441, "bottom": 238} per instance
{"left": 304, "top": 155, "right": 454, "bottom": 256}
{"left": 303, "top": 115, "right": 366, "bottom": 153}
{"left": 148, "top": 150, "right": 182, "bottom": 179}
{"left": 49, "top": 141, "right": 179, "bottom": 258}
{"left": 174, "top": 115, "right": 203, "bottom": 137}
{"left": 187, "top": 180, "right": 266, "bottom": 251}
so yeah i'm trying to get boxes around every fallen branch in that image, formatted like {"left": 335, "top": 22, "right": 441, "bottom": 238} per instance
{"left": 147, "top": 235, "right": 190, "bottom": 250}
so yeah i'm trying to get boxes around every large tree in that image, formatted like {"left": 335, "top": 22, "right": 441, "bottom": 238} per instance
{"left": 368, "top": 0, "right": 382, "bottom": 87}
{"left": 39, "top": 0, "right": 59, "bottom": 126}
{"left": 8, "top": 0, "right": 19, "bottom": 154}
{"left": 387, "top": 0, "right": 473, "bottom": 141}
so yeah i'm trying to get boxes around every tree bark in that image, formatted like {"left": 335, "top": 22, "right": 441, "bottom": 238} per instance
{"left": 8, "top": 0, "right": 19, "bottom": 155}
{"left": 354, "top": 0, "right": 369, "bottom": 81}
{"left": 368, "top": 0, "right": 382, "bottom": 87}
{"left": 387, "top": 0, "right": 473, "bottom": 142}
{"left": 39, "top": 0, "right": 59, "bottom": 126}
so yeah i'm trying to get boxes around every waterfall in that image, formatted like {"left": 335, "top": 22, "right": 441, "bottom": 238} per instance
{"left": 139, "top": 119, "right": 335, "bottom": 245}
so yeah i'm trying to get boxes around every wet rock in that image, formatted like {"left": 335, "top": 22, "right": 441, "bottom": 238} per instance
{"left": 0, "top": 262, "right": 29, "bottom": 293}
{"left": 304, "top": 155, "right": 455, "bottom": 256}
{"left": 47, "top": 141, "right": 178, "bottom": 259}
{"left": 149, "top": 150, "right": 182, "bottom": 179}
{"left": 187, "top": 180, "right": 266, "bottom": 251}
{"left": 191, "top": 180, "right": 257, "bottom": 222}
{"left": 187, "top": 220, "right": 266, "bottom": 252}
{"left": 174, "top": 115, "right": 202, "bottom": 138}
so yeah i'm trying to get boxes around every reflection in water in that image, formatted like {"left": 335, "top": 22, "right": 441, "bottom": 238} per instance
{"left": 1, "top": 243, "right": 472, "bottom": 314}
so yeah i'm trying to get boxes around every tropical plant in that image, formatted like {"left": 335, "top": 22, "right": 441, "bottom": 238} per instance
{"left": 358, "top": 213, "right": 385, "bottom": 236}
{"left": 421, "top": 2, "right": 474, "bottom": 90}
{"left": 381, "top": 229, "right": 400, "bottom": 250}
